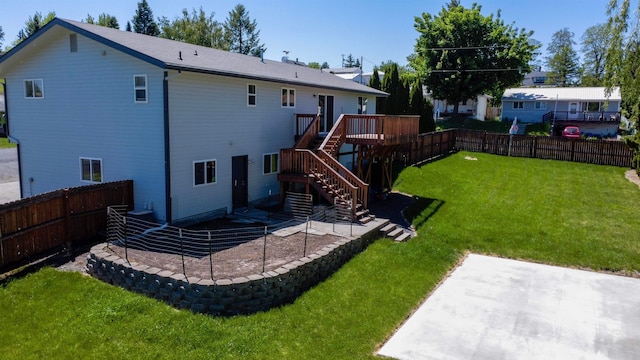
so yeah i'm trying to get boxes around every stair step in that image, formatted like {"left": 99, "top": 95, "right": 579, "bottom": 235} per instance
{"left": 359, "top": 215, "right": 375, "bottom": 224}
{"left": 394, "top": 232, "right": 411, "bottom": 242}
{"left": 380, "top": 223, "right": 397, "bottom": 235}
{"left": 356, "top": 209, "right": 369, "bottom": 218}
{"left": 387, "top": 228, "right": 403, "bottom": 238}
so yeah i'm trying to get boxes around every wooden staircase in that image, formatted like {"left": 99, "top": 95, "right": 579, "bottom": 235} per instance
{"left": 280, "top": 113, "right": 419, "bottom": 224}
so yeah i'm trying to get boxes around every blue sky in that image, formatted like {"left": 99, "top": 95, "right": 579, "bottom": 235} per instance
{"left": 0, "top": 0, "right": 611, "bottom": 72}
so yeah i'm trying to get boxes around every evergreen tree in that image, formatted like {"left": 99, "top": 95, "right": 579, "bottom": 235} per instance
{"left": 410, "top": 79, "right": 436, "bottom": 133}
{"left": 321, "top": 62, "right": 330, "bottom": 69}
{"left": 369, "top": 68, "right": 381, "bottom": 90}
{"left": 14, "top": 11, "right": 56, "bottom": 45}
{"left": 126, "top": 21, "right": 132, "bottom": 32}
{"left": 132, "top": 0, "right": 160, "bottom": 36}
{"left": 223, "top": 4, "right": 266, "bottom": 56}
{"left": 0, "top": 26, "right": 4, "bottom": 48}
{"left": 381, "top": 63, "right": 402, "bottom": 114}
{"left": 545, "top": 28, "right": 580, "bottom": 85}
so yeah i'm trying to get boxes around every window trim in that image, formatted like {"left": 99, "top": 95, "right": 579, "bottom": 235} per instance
{"left": 80, "top": 157, "right": 103, "bottom": 183}
{"left": 247, "top": 83, "right": 257, "bottom": 107}
{"left": 24, "top": 79, "right": 44, "bottom": 99}
{"left": 193, "top": 159, "right": 217, "bottom": 187}
{"left": 534, "top": 101, "right": 547, "bottom": 110}
{"left": 281, "top": 87, "right": 296, "bottom": 108}
{"left": 134, "top": 74, "right": 148, "bottom": 104}
{"left": 263, "top": 152, "right": 279, "bottom": 175}
{"left": 513, "top": 101, "right": 524, "bottom": 110}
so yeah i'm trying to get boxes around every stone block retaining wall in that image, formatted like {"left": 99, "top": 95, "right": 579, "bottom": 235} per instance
{"left": 87, "top": 226, "right": 380, "bottom": 316}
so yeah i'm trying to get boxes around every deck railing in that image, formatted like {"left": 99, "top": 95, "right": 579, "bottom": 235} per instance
{"left": 551, "top": 111, "right": 620, "bottom": 122}
{"left": 294, "top": 114, "right": 320, "bottom": 149}
{"left": 317, "top": 150, "right": 368, "bottom": 210}
{"left": 280, "top": 149, "right": 359, "bottom": 217}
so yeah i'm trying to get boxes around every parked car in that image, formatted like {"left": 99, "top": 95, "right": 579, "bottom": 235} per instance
{"left": 562, "top": 126, "right": 581, "bottom": 139}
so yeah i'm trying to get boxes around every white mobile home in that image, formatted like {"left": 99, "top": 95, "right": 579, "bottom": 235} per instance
{"left": 0, "top": 18, "right": 386, "bottom": 224}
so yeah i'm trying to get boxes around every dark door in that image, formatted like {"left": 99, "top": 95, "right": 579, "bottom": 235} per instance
{"left": 232, "top": 155, "right": 248, "bottom": 210}
{"left": 318, "top": 95, "right": 335, "bottom": 132}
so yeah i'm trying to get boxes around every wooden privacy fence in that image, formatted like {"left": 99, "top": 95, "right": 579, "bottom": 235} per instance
{"left": 398, "top": 129, "right": 457, "bottom": 165}
{"left": 454, "top": 130, "right": 633, "bottom": 167}
{"left": 0, "top": 180, "right": 133, "bottom": 270}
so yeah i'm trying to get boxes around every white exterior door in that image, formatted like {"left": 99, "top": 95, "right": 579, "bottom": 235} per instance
{"left": 568, "top": 102, "right": 580, "bottom": 119}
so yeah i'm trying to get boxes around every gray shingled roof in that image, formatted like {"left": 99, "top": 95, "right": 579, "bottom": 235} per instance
{"left": 1, "top": 18, "right": 387, "bottom": 96}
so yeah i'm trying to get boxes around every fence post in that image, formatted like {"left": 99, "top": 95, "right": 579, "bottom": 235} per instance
{"left": 303, "top": 216, "right": 309, "bottom": 257}
{"left": 179, "top": 228, "right": 186, "bottom": 279}
{"left": 262, "top": 226, "right": 267, "bottom": 273}
{"left": 571, "top": 140, "right": 576, "bottom": 162}
{"left": 62, "top": 188, "right": 72, "bottom": 255}
{"left": 208, "top": 231, "right": 213, "bottom": 280}
{"left": 123, "top": 216, "right": 128, "bottom": 263}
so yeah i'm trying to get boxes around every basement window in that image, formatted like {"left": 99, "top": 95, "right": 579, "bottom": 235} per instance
{"left": 263, "top": 153, "right": 279, "bottom": 174}
{"left": 194, "top": 159, "right": 217, "bottom": 186}
{"left": 80, "top": 157, "right": 102, "bottom": 183}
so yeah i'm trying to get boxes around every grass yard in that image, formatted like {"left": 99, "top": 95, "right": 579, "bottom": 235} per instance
{"left": 0, "top": 137, "right": 16, "bottom": 149}
{"left": 2, "top": 152, "right": 639, "bottom": 359}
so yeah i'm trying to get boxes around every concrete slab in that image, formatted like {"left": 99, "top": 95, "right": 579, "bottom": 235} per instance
{"left": 0, "top": 181, "right": 20, "bottom": 205}
{"left": 378, "top": 254, "right": 640, "bottom": 360}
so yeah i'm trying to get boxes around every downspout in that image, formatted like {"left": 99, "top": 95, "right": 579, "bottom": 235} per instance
{"left": 163, "top": 71, "right": 172, "bottom": 223}
{"left": 2, "top": 80, "right": 24, "bottom": 198}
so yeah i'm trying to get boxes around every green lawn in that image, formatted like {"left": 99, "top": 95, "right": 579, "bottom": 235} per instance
{"left": 0, "top": 137, "right": 16, "bottom": 149}
{"left": 2, "top": 152, "right": 639, "bottom": 359}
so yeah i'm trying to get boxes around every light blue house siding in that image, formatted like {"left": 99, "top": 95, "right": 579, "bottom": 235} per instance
{"left": 501, "top": 100, "right": 552, "bottom": 123}
{"left": 167, "top": 71, "right": 375, "bottom": 220}
{"left": 1, "top": 18, "right": 386, "bottom": 224}
{"left": 4, "top": 26, "right": 167, "bottom": 218}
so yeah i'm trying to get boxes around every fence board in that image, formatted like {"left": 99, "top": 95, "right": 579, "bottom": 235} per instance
{"left": 453, "top": 130, "right": 633, "bottom": 167}
{"left": 0, "top": 180, "right": 133, "bottom": 270}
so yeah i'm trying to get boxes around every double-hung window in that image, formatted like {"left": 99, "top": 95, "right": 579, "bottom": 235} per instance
{"left": 194, "top": 159, "right": 217, "bottom": 186}
{"left": 247, "top": 84, "right": 257, "bottom": 106}
{"left": 513, "top": 101, "right": 524, "bottom": 109}
{"left": 80, "top": 157, "right": 102, "bottom": 183}
{"left": 24, "top": 79, "right": 44, "bottom": 99}
{"left": 281, "top": 88, "right": 295, "bottom": 108}
{"left": 134, "top": 75, "right": 147, "bottom": 103}
{"left": 263, "top": 153, "right": 279, "bottom": 175}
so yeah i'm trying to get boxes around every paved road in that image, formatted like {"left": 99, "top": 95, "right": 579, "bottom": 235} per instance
{"left": 0, "top": 147, "right": 18, "bottom": 183}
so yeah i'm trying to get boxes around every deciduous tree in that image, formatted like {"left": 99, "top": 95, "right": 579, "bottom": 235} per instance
{"left": 159, "top": 7, "right": 225, "bottom": 48}
{"left": 85, "top": 13, "right": 120, "bottom": 29}
{"left": 410, "top": 3, "right": 535, "bottom": 115}
{"left": 580, "top": 24, "right": 610, "bottom": 86}
{"left": 223, "top": 4, "right": 265, "bottom": 56}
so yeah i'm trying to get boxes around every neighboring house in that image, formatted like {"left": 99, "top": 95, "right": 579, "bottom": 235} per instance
{"left": 327, "top": 67, "right": 380, "bottom": 86}
{"left": 521, "top": 70, "right": 552, "bottom": 87}
{"left": 0, "top": 18, "right": 386, "bottom": 224}
{"left": 502, "top": 87, "right": 621, "bottom": 137}
{"left": 429, "top": 94, "right": 493, "bottom": 121}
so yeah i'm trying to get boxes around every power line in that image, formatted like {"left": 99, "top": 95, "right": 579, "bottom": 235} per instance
{"left": 429, "top": 68, "right": 521, "bottom": 72}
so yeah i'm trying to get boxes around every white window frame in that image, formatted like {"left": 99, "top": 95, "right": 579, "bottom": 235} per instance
{"left": 513, "top": 101, "right": 524, "bottom": 109}
{"left": 263, "top": 153, "right": 279, "bottom": 175}
{"left": 534, "top": 101, "right": 547, "bottom": 110}
{"left": 134, "top": 74, "right": 148, "bottom": 103}
{"left": 247, "top": 84, "right": 257, "bottom": 107}
{"left": 193, "top": 159, "right": 217, "bottom": 187}
{"left": 358, "top": 96, "right": 368, "bottom": 114}
{"left": 281, "top": 87, "right": 296, "bottom": 108}
{"left": 24, "top": 79, "right": 44, "bottom": 99}
{"left": 80, "top": 157, "right": 103, "bottom": 183}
